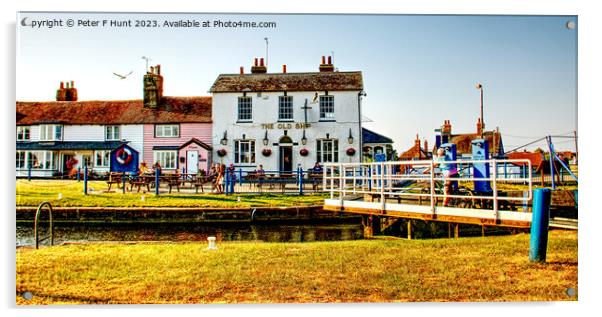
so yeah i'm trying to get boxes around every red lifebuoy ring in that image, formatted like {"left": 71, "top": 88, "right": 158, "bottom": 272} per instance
{"left": 115, "top": 147, "right": 133, "bottom": 165}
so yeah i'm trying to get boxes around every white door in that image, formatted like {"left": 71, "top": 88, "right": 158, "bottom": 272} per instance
{"left": 186, "top": 151, "right": 198, "bottom": 174}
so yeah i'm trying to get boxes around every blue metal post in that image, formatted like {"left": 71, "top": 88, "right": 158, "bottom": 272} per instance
{"left": 122, "top": 172, "right": 126, "bottom": 194}
{"left": 229, "top": 170, "right": 235, "bottom": 194}
{"left": 28, "top": 165, "right": 32, "bottom": 181}
{"left": 529, "top": 188, "right": 551, "bottom": 262}
{"left": 368, "top": 166, "right": 372, "bottom": 191}
{"left": 547, "top": 136, "right": 556, "bottom": 189}
{"left": 83, "top": 166, "right": 88, "bottom": 195}
{"left": 155, "top": 168, "right": 160, "bottom": 196}
{"left": 225, "top": 170, "right": 230, "bottom": 195}
{"left": 239, "top": 168, "right": 243, "bottom": 185}
{"left": 299, "top": 167, "right": 304, "bottom": 195}
{"left": 77, "top": 167, "right": 81, "bottom": 181}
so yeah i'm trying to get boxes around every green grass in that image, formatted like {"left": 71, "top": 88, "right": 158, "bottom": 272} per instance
{"left": 16, "top": 230, "right": 577, "bottom": 304}
{"left": 16, "top": 180, "right": 328, "bottom": 208}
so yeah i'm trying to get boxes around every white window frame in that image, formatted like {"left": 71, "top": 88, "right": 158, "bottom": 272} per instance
{"left": 319, "top": 95, "right": 335, "bottom": 120}
{"left": 17, "top": 126, "right": 31, "bottom": 141}
{"left": 105, "top": 125, "right": 120, "bottom": 141}
{"left": 234, "top": 139, "right": 256, "bottom": 164}
{"left": 317, "top": 139, "right": 339, "bottom": 163}
{"left": 237, "top": 97, "right": 253, "bottom": 122}
{"left": 95, "top": 150, "right": 111, "bottom": 167}
{"left": 28, "top": 151, "right": 56, "bottom": 170}
{"left": 278, "top": 96, "right": 293, "bottom": 121}
{"left": 16, "top": 151, "right": 26, "bottom": 169}
{"left": 154, "top": 150, "right": 178, "bottom": 169}
{"left": 155, "top": 124, "right": 180, "bottom": 138}
{"left": 39, "top": 125, "right": 62, "bottom": 141}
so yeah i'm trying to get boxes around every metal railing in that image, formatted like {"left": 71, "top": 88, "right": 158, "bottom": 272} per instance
{"left": 323, "top": 159, "right": 532, "bottom": 217}
{"left": 34, "top": 201, "right": 54, "bottom": 249}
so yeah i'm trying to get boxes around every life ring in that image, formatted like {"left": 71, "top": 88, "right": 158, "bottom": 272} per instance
{"left": 115, "top": 147, "right": 133, "bottom": 165}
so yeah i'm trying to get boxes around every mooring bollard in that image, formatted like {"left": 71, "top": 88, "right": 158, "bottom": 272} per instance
{"left": 206, "top": 236, "right": 218, "bottom": 250}
{"left": 529, "top": 188, "right": 552, "bottom": 262}
{"left": 83, "top": 166, "right": 88, "bottom": 195}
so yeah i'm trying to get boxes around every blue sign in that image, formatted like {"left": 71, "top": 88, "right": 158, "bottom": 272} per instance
{"left": 110, "top": 144, "right": 139, "bottom": 173}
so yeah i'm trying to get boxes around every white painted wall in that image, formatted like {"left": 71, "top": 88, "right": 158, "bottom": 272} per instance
{"left": 212, "top": 90, "right": 362, "bottom": 171}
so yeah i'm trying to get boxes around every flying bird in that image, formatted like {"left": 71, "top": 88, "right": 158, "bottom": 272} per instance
{"left": 112, "top": 71, "right": 133, "bottom": 79}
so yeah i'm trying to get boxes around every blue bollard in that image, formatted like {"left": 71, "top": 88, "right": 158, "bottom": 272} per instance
{"left": 229, "top": 171, "right": 235, "bottom": 194}
{"left": 529, "top": 188, "right": 552, "bottom": 262}
{"left": 299, "top": 167, "right": 304, "bottom": 195}
{"left": 77, "top": 167, "right": 81, "bottom": 182}
{"left": 28, "top": 165, "right": 32, "bottom": 181}
{"left": 155, "top": 168, "right": 160, "bottom": 196}
{"left": 83, "top": 166, "right": 88, "bottom": 195}
{"left": 122, "top": 172, "right": 126, "bottom": 194}
{"left": 225, "top": 171, "right": 230, "bottom": 195}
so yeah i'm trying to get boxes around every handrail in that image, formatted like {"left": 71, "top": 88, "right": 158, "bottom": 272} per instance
{"left": 323, "top": 159, "right": 533, "bottom": 217}
{"left": 34, "top": 201, "right": 54, "bottom": 249}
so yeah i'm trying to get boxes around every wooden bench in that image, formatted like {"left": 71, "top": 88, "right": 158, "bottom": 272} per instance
{"left": 165, "top": 174, "right": 184, "bottom": 193}
{"left": 129, "top": 174, "right": 152, "bottom": 193}
{"left": 106, "top": 172, "right": 124, "bottom": 191}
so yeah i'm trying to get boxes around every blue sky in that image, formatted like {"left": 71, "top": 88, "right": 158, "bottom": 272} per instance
{"left": 16, "top": 13, "right": 577, "bottom": 153}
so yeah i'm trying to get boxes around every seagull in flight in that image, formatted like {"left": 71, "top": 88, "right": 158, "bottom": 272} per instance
{"left": 112, "top": 71, "right": 133, "bottom": 79}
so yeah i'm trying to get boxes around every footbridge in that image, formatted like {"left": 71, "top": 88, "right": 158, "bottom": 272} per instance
{"left": 322, "top": 159, "right": 533, "bottom": 229}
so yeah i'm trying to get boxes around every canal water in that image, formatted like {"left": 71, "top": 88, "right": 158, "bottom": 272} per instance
{"left": 16, "top": 221, "right": 364, "bottom": 247}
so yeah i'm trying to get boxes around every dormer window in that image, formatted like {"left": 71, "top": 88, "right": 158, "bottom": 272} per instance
{"left": 17, "top": 126, "right": 30, "bottom": 141}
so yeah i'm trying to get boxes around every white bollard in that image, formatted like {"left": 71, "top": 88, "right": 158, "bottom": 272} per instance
{"left": 141, "top": 195, "right": 146, "bottom": 202}
{"left": 57, "top": 193, "right": 63, "bottom": 200}
{"left": 206, "top": 236, "right": 218, "bottom": 250}
{"left": 237, "top": 196, "right": 241, "bottom": 202}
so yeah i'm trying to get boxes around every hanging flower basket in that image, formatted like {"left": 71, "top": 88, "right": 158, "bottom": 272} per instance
{"left": 262, "top": 148, "right": 272, "bottom": 157}
{"left": 217, "top": 149, "right": 227, "bottom": 157}
{"left": 346, "top": 148, "right": 357, "bottom": 156}
{"left": 299, "top": 148, "right": 309, "bottom": 157}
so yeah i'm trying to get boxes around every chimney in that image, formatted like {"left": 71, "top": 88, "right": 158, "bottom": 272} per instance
{"left": 251, "top": 57, "right": 267, "bottom": 74}
{"left": 319, "top": 55, "right": 334, "bottom": 72}
{"left": 442, "top": 119, "right": 452, "bottom": 135}
{"left": 56, "top": 82, "right": 66, "bottom": 101}
{"left": 415, "top": 134, "right": 421, "bottom": 149}
{"left": 143, "top": 64, "right": 164, "bottom": 109}
{"left": 240, "top": 66, "right": 244, "bottom": 75}
{"left": 282, "top": 64, "right": 287, "bottom": 73}
{"left": 57, "top": 80, "right": 77, "bottom": 101}
{"left": 476, "top": 118, "right": 483, "bottom": 136}
{"left": 424, "top": 139, "right": 429, "bottom": 154}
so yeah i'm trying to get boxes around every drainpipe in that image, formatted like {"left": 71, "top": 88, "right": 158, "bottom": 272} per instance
{"left": 358, "top": 90, "right": 367, "bottom": 162}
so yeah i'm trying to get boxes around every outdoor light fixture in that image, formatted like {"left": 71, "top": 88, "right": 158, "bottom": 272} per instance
{"left": 263, "top": 130, "right": 269, "bottom": 146}
{"left": 220, "top": 131, "right": 228, "bottom": 145}
{"left": 326, "top": 133, "right": 330, "bottom": 140}
{"left": 301, "top": 129, "right": 307, "bottom": 145}
{"left": 348, "top": 128, "right": 354, "bottom": 144}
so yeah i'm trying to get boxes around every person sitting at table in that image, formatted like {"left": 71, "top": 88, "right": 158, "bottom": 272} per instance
{"left": 152, "top": 161, "right": 162, "bottom": 176}
{"left": 138, "top": 161, "right": 150, "bottom": 175}
{"left": 257, "top": 164, "right": 265, "bottom": 176}
{"left": 312, "top": 161, "right": 323, "bottom": 174}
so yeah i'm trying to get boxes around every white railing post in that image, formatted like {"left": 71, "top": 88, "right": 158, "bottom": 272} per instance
{"left": 353, "top": 166, "right": 357, "bottom": 194}
{"left": 430, "top": 160, "right": 435, "bottom": 213}
{"left": 340, "top": 164, "right": 345, "bottom": 205}
{"left": 492, "top": 159, "right": 498, "bottom": 220}
{"left": 380, "top": 162, "right": 385, "bottom": 212}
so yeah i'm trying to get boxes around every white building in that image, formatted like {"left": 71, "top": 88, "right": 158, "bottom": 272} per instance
{"left": 210, "top": 56, "right": 365, "bottom": 172}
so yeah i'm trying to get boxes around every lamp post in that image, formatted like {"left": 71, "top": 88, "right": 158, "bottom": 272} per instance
{"left": 476, "top": 83, "right": 484, "bottom": 139}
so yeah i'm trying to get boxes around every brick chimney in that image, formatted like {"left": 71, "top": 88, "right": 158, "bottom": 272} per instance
{"left": 476, "top": 117, "right": 483, "bottom": 136}
{"left": 423, "top": 139, "right": 429, "bottom": 154}
{"left": 251, "top": 57, "right": 267, "bottom": 74}
{"left": 143, "top": 64, "right": 164, "bottom": 109}
{"left": 319, "top": 55, "right": 334, "bottom": 72}
{"left": 442, "top": 119, "right": 452, "bottom": 135}
{"left": 56, "top": 81, "right": 78, "bottom": 101}
{"left": 414, "top": 134, "right": 421, "bottom": 149}
{"left": 282, "top": 64, "right": 287, "bottom": 73}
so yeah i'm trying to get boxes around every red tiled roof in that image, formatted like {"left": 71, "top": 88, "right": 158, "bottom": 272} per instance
{"left": 447, "top": 131, "right": 503, "bottom": 155}
{"left": 209, "top": 72, "right": 363, "bottom": 92}
{"left": 506, "top": 152, "right": 544, "bottom": 168}
{"left": 16, "top": 96, "right": 212, "bottom": 125}
{"left": 399, "top": 144, "right": 427, "bottom": 160}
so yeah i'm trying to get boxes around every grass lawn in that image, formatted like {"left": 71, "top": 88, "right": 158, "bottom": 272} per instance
{"left": 16, "top": 180, "right": 328, "bottom": 208}
{"left": 16, "top": 230, "right": 577, "bottom": 304}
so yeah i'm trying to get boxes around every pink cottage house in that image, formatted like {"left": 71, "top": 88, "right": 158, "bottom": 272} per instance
{"left": 141, "top": 65, "right": 212, "bottom": 174}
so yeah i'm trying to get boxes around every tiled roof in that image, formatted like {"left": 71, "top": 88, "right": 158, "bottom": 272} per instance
{"left": 16, "top": 96, "right": 212, "bottom": 125}
{"left": 362, "top": 128, "right": 393, "bottom": 144}
{"left": 209, "top": 72, "right": 363, "bottom": 92}
{"left": 447, "top": 131, "right": 503, "bottom": 155}
{"left": 506, "top": 152, "right": 544, "bottom": 168}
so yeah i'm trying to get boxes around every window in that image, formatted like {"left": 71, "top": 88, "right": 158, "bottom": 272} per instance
{"left": 82, "top": 154, "right": 93, "bottom": 168}
{"left": 317, "top": 139, "right": 339, "bottom": 163}
{"left": 28, "top": 151, "right": 56, "bottom": 169}
{"left": 17, "top": 127, "right": 30, "bottom": 141}
{"left": 95, "top": 150, "right": 110, "bottom": 167}
{"left": 16, "top": 151, "right": 26, "bottom": 169}
{"left": 105, "top": 125, "right": 120, "bottom": 141}
{"left": 238, "top": 97, "right": 252, "bottom": 121}
{"left": 39, "top": 125, "right": 62, "bottom": 141}
{"left": 154, "top": 151, "right": 177, "bottom": 169}
{"left": 155, "top": 124, "right": 179, "bottom": 138}
{"left": 234, "top": 140, "right": 255, "bottom": 164}
{"left": 319, "top": 95, "right": 335, "bottom": 120}
{"left": 278, "top": 96, "right": 293, "bottom": 120}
